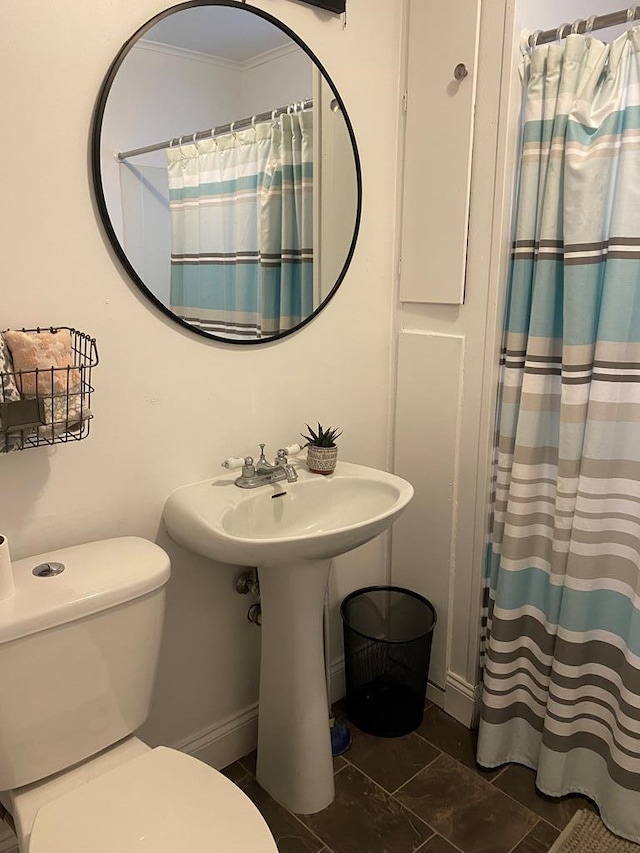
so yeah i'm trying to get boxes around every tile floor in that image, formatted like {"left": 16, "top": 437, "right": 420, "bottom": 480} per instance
{"left": 223, "top": 702, "right": 599, "bottom": 853}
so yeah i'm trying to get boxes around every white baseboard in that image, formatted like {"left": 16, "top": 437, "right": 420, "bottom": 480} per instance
{"left": 444, "top": 672, "right": 481, "bottom": 728}
{"left": 172, "top": 702, "right": 259, "bottom": 770}
{"left": 426, "top": 680, "right": 445, "bottom": 708}
{"left": 174, "top": 658, "right": 348, "bottom": 771}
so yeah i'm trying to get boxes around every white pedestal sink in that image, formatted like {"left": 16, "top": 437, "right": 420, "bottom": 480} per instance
{"left": 163, "top": 461, "right": 413, "bottom": 814}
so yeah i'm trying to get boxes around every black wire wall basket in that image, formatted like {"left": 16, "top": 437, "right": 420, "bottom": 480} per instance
{"left": 0, "top": 327, "right": 99, "bottom": 453}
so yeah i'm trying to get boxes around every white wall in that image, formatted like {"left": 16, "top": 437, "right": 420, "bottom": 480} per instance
{"left": 0, "top": 0, "right": 403, "bottom": 764}
{"left": 239, "top": 46, "right": 312, "bottom": 116}
{"left": 517, "top": 0, "right": 626, "bottom": 41}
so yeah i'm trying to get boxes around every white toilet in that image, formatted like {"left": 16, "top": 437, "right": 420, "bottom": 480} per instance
{"left": 0, "top": 536, "right": 278, "bottom": 852}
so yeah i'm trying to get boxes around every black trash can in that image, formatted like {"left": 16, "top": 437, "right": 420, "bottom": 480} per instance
{"left": 341, "top": 585, "right": 436, "bottom": 737}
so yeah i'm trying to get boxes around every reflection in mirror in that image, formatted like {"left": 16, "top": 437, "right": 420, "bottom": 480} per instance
{"left": 93, "top": 2, "right": 361, "bottom": 343}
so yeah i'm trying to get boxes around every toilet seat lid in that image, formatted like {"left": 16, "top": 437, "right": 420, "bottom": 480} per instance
{"left": 29, "top": 747, "right": 278, "bottom": 853}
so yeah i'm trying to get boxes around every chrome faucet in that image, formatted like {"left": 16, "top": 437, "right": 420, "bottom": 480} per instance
{"left": 231, "top": 444, "right": 298, "bottom": 489}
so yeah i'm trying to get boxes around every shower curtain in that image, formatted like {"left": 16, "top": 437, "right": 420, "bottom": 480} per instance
{"left": 477, "top": 29, "right": 640, "bottom": 843}
{"left": 167, "top": 111, "right": 313, "bottom": 338}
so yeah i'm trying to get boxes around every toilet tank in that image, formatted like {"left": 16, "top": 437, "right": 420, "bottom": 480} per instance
{"left": 0, "top": 537, "right": 171, "bottom": 790}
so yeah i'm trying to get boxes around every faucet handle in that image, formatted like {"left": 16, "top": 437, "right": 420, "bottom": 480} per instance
{"left": 257, "top": 443, "right": 268, "bottom": 464}
{"left": 282, "top": 443, "right": 302, "bottom": 457}
{"left": 221, "top": 456, "right": 247, "bottom": 470}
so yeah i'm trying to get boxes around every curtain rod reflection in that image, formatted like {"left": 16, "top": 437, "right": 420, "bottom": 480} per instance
{"left": 116, "top": 98, "right": 314, "bottom": 162}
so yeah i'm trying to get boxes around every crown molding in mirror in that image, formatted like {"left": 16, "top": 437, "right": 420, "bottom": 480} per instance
{"left": 91, "top": 0, "right": 361, "bottom": 345}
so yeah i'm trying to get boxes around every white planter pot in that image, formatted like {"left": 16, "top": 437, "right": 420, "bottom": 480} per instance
{"left": 306, "top": 445, "right": 338, "bottom": 475}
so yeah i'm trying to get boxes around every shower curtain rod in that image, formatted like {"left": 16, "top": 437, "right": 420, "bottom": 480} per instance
{"left": 529, "top": 5, "right": 640, "bottom": 47}
{"left": 116, "top": 97, "right": 313, "bottom": 162}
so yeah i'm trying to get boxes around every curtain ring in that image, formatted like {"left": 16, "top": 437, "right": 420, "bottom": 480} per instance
{"left": 584, "top": 14, "right": 597, "bottom": 38}
{"left": 571, "top": 18, "right": 582, "bottom": 35}
{"left": 556, "top": 23, "right": 570, "bottom": 43}
{"left": 529, "top": 29, "right": 543, "bottom": 51}
{"left": 271, "top": 109, "right": 278, "bottom": 127}
{"left": 177, "top": 136, "right": 189, "bottom": 166}
{"left": 627, "top": 7, "right": 637, "bottom": 33}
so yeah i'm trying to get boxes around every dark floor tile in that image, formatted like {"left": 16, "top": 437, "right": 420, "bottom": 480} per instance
{"left": 345, "top": 727, "right": 440, "bottom": 792}
{"left": 235, "top": 775, "right": 324, "bottom": 853}
{"left": 221, "top": 759, "right": 252, "bottom": 785}
{"left": 240, "top": 749, "right": 258, "bottom": 774}
{"left": 416, "top": 706, "right": 501, "bottom": 781}
{"left": 493, "top": 763, "right": 598, "bottom": 830}
{"left": 396, "top": 753, "right": 537, "bottom": 853}
{"left": 419, "top": 836, "right": 461, "bottom": 852}
{"left": 301, "top": 763, "right": 433, "bottom": 853}
{"left": 510, "top": 820, "right": 560, "bottom": 853}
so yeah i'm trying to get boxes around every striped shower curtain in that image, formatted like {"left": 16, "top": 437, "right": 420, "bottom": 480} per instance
{"left": 477, "top": 30, "right": 640, "bottom": 843}
{"left": 167, "top": 111, "right": 313, "bottom": 339}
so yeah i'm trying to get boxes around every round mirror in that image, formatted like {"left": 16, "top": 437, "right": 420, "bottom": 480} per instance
{"left": 92, "top": 0, "right": 361, "bottom": 344}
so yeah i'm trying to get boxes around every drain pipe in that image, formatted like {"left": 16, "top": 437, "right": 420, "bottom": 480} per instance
{"left": 235, "top": 569, "right": 261, "bottom": 626}
{"left": 247, "top": 602, "right": 262, "bottom": 626}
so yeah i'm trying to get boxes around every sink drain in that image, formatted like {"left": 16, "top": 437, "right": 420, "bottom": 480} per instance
{"left": 32, "top": 562, "right": 65, "bottom": 577}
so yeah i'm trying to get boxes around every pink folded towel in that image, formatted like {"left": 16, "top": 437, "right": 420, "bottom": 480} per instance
{"left": 3, "top": 329, "right": 80, "bottom": 395}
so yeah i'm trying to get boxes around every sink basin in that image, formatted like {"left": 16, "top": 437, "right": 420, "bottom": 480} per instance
{"left": 163, "top": 460, "right": 413, "bottom": 815}
{"left": 164, "top": 461, "right": 414, "bottom": 567}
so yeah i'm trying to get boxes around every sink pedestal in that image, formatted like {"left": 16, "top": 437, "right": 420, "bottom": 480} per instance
{"left": 256, "top": 558, "right": 335, "bottom": 814}
{"left": 163, "top": 462, "right": 415, "bottom": 815}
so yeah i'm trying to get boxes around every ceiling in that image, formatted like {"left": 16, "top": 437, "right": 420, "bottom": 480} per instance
{"left": 141, "top": 6, "right": 294, "bottom": 63}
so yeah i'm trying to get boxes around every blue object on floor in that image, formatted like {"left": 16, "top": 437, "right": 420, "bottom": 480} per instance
{"left": 330, "top": 716, "right": 352, "bottom": 756}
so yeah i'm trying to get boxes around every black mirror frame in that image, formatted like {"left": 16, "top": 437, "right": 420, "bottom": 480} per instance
{"left": 91, "top": 0, "right": 362, "bottom": 346}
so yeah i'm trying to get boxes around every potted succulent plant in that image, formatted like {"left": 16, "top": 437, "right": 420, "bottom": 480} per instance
{"left": 301, "top": 422, "right": 342, "bottom": 475}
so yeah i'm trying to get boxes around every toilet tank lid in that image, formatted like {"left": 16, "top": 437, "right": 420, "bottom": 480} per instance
{"left": 0, "top": 537, "right": 171, "bottom": 644}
